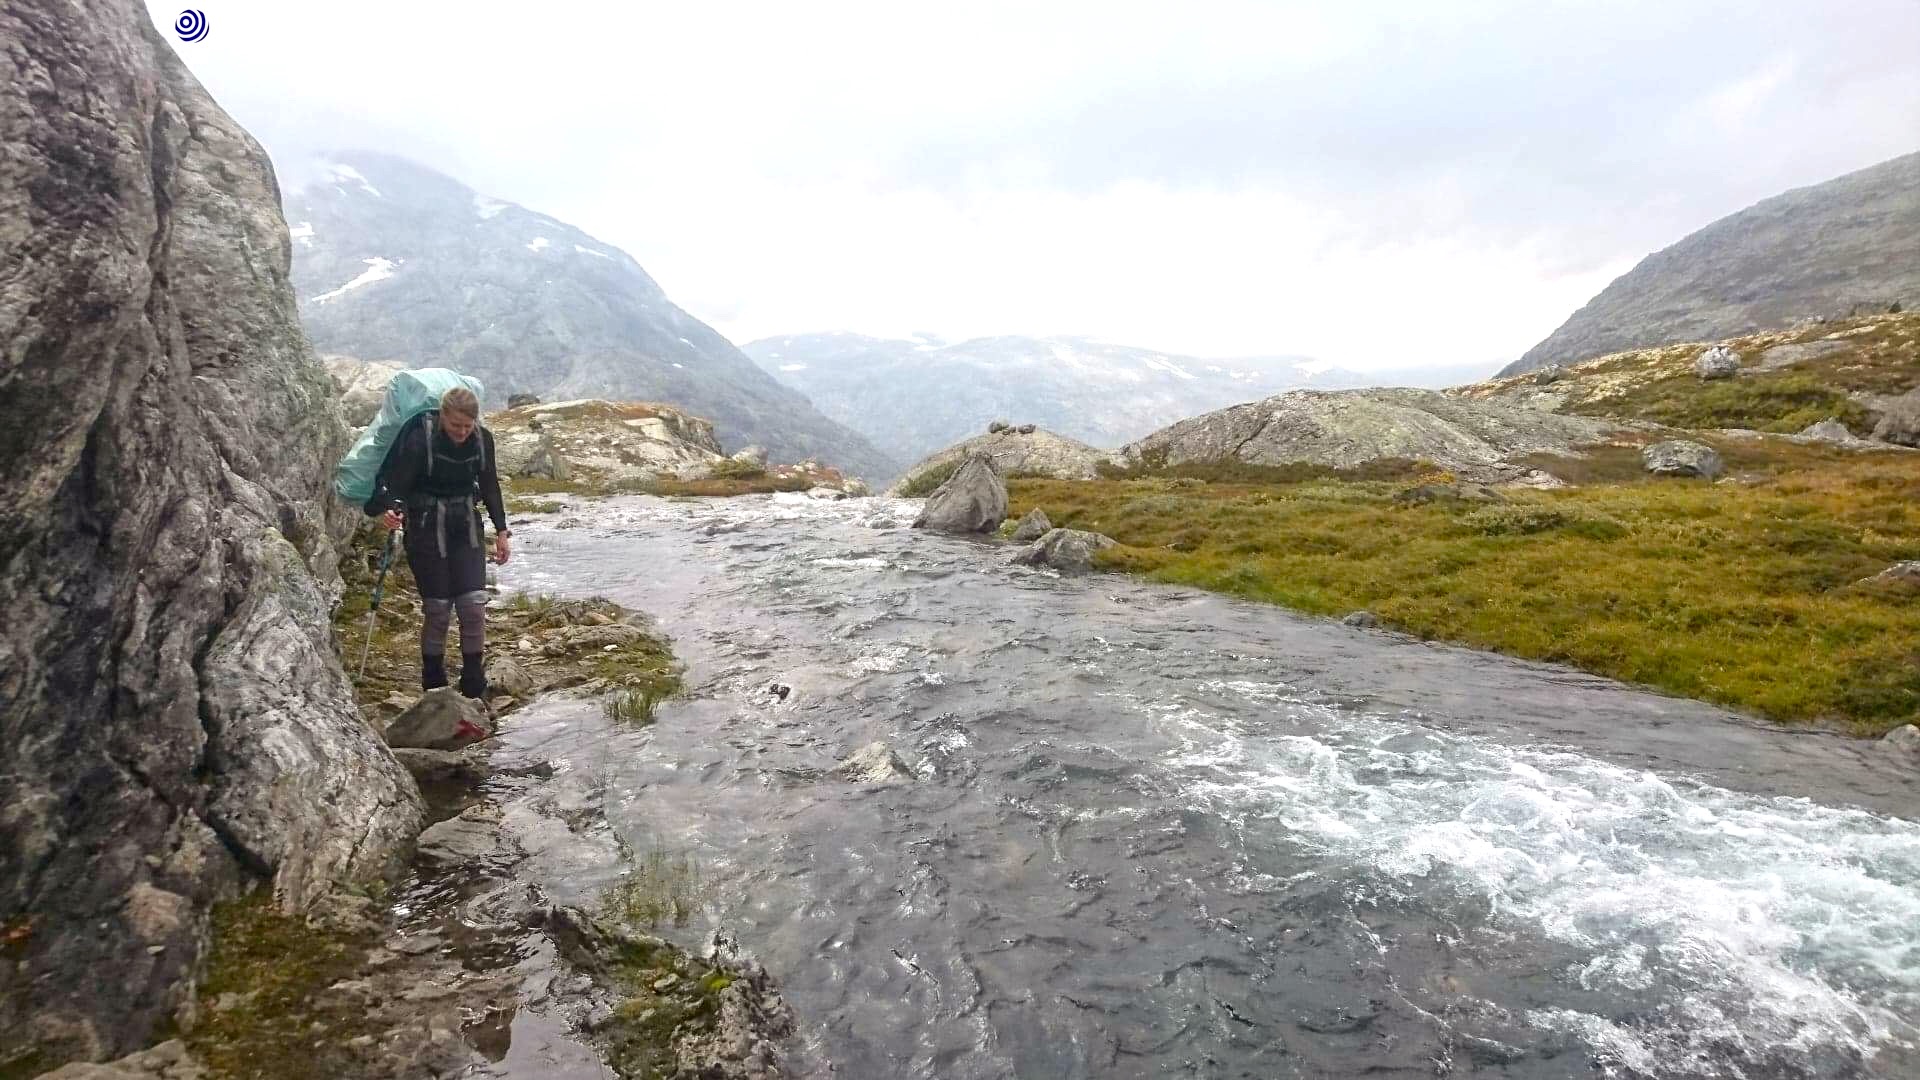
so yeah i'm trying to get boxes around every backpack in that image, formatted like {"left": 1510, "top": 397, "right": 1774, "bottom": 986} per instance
{"left": 333, "top": 368, "right": 487, "bottom": 505}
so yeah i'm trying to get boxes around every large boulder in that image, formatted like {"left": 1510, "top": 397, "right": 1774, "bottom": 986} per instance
{"left": 506, "top": 392, "right": 541, "bottom": 409}
{"left": 912, "top": 454, "right": 1008, "bottom": 534}
{"left": 1012, "top": 529, "right": 1118, "bottom": 574}
{"left": 1642, "top": 440, "right": 1724, "bottom": 479}
{"left": 1693, "top": 345, "right": 1741, "bottom": 379}
{"left": 1009, "top": 508, "right": 1053, "bottom": 543}
{"left": 1882, "top": 724, "right": 1920, "bottom": 764}
{"left": 0, "top": 1, "right": 423, "bottom": 1064}
{"left": 1871, "top": 388, "right": 1920, "bottom": 447}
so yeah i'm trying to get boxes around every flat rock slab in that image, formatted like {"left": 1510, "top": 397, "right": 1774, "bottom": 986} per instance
{"left": 415, "top": 807, "right": 519, "bottom": 872}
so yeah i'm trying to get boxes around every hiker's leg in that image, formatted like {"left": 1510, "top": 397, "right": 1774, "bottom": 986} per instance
{"left": 448, "top": 541, "right": 489, "bottom": 698}
{"left": 407, "top": 528, "right": 455, "bottom": 691}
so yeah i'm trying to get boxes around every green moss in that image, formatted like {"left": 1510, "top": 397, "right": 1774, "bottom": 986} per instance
{"left": 1010, "top": 443, "right": 1920, "bottom": 734}
{"left": 896, "top": 460, "right": 961, "bottom": 498}
{"left": 185, "top": 893, "right": 380, "bottom": 1080}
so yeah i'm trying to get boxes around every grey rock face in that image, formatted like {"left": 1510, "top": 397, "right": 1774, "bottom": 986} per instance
{"left": 1871, "top": 388, "right": 1920, "bottom": 447}
{"left": 518, "top": 436, "right": 570, "bottom": 482}
{"left": 890, "top": 428, "right": 1116, "bottom": 495}
{"left": 1642, "top": 440, "right": 1724, "bottom": 479}
{"left": 1012, "top": 529, "right": 1118, "bottom": 574}
{"left": 1693, "top": 345, "right": 1741, "bottom": 380}
{"left": 506, "top": 392, "right": 541, "bottom": 409}
{"left": 486, "top": 656, "right": 538, "bottom": 699}
{"left": 988, "top": 419, "right": 1011, "bottom": 433}
{"left": 287, "top": 152, "right": 899, "bottom": 482}
{"left": 388, "top": 747, "right": 493, "bottom": 787}
{"left": 1122, "top": 388, "right": 1625, "bottom": 481}
{"left": 731, "top": 445, "right": 769, "bottom": 466}
{"left": 1010, "top": 508, "right": 1054, "bottom": 543}
{"left": 385, "top": 689, "right": 493, "bottom": 751}
{"left": 1342, "top": 611, "right": 1382, "bottom": 629}
{"left": 1503, "top": 151, "right": 1920, "bottom": 374}
{"left": 913, "top": 455, "right": 1009, "bottom": 534}
{"left": 0, "top": 1, "right": 423, "bottom": 1066}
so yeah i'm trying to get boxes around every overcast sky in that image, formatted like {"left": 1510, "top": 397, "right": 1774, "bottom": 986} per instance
{"left": 146, "top": 0, "right": 1917, "bottom": 371}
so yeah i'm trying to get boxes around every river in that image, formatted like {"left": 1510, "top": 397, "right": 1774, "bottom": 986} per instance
{"left": 482, "top": 492, "right": 1920, "bottom": 1079}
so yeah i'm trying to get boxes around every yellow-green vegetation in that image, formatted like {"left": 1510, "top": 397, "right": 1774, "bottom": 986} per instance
{"left": 595, "top": 937, "right": 738, "bottom": 1080}
{"left": 1010, "top": 437, "right": 1920, "bottom": 733}
{"left": 1464, "top": 311, "right": 1919, "bottom": 433}
{"left": 895, "top": 459, "right": 961, "bottom": 497}
{"left": 181, "top": 893, "right": 379, "bottom": 1080}
{"left": 601, "top": 849, "right": 705, "bottom": 930}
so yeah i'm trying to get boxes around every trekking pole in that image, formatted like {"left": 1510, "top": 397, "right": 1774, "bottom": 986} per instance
{"left": 358, "top": 527, "right": 399, "bottom": 679}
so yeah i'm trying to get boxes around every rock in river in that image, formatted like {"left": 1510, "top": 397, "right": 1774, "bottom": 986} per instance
{"left": 913, "top": 453, "right": 1009, "bottom": 534}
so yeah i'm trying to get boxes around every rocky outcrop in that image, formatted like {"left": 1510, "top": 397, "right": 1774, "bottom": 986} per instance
{"left": 1642, "top": 440, "right": 1724, "bottom": 479}
{"left": 1797, "top": 419, "right": 1863, "bottom": 446}
{"left": 0, "top": 0, "right": 422, "bottom": 1065}
{"left": 912, "top": 455, "right": 1009, "bottom": 534}
{"left": 488, "top": 399, "right": 726, "bottom": 487}
{"left": 1503, "top": 151, "right": 1920, "bottom": 374}
{"left": 287, "top": 152, "right": 899, "bottom": 482}
{"left": 1012, "top": 529, "right": 1118, "bottom": 574}
{"left": 1121, "top": 388, "right": 1627, "bottom": 481}
{"left": 1871, "top": 389, "right": 1920, "bottom": 447}
{"left": 1694, "top": 345, "right": 1740, "bottom": 380}
{"left": 322, "top": 355, "right": 403, "bottom": 427}
{"left": 1009, "top": 508, "right": 1053, "bottom": 543}
{"left": 889, "top": 428, "right": 1117, "bottom": 496}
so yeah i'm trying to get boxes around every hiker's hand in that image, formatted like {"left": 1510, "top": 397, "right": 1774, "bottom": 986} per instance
{"left": 493, "top": 532, "right": 511, "bottom": 566}
{"left": 381, "top": 509, "right": 402, "bottom": 531}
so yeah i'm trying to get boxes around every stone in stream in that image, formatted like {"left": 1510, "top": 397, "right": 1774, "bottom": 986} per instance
{"left": 1641, "top": 439, "right": 1723, "bottom": 479}
{"left": 388, "top": 748, "right": 493, "bottom": 787}
{"left": 415, "top": 807, "right": 519, "bottom": 872}
{"left": 834, "top": 742, "right": 915, "bottom": 784}
{"left": 486, "top": 656, "right": 538, "bottom": 698}
{"left": 384, "top": 689, "right": 493, "bottom": 751}
{"left": 1012, "top": 529, "right": 1118, "bottom": 574}
{"left": 1009, "top": 508, "right": 1054, "bottom": 543}
{"left": 912, "top": 453, "right": 1009, "bottom": 534}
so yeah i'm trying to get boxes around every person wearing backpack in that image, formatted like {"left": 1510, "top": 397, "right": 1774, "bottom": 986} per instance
{"left": 366, "top": 386, "right": 510, "bottom": 698}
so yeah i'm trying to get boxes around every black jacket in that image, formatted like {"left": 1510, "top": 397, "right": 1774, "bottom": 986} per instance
{"left": 364, "top": 413, "right": 507, "bottom": 533}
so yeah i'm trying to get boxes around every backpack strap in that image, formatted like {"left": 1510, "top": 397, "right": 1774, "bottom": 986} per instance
{"left": 421, "top": 412, "right": 437, "bottom": 478}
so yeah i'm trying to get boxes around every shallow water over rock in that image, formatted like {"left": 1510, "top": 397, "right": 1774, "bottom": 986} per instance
{"left": 496, "top": 493, "right": 1920, "bottom": 1079}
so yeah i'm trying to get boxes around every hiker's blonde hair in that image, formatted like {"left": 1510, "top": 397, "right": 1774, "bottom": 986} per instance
{"left": 440, "top": 386, "right": 480, "bottom": 419}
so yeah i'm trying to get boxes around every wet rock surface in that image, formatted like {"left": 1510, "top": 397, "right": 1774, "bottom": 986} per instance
{"left": 1, "top": 0, "right": 421, "bottom": 1064}
{"left": 1011, "top": 528, "right": 1118, "bottom": 574}
{"left": 384, "top": 688, "right": 494, "bottom": 750}
{"left": 1008, "top": 507, "right": 1054, "bottom": 543}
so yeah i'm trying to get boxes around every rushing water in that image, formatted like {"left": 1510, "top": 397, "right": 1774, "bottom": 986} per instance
{"left": 488, "top": 492, "right": 1920, "bottom": 1079}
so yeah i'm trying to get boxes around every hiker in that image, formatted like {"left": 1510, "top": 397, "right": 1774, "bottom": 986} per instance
{"left": 367, "top": 386, "right": 510, "bottom": 698}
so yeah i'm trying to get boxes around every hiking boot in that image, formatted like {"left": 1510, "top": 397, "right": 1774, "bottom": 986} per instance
{"left": 422, "top": 652, "right": 448, "bottom": 691}
{"left": 458, "top": 652, "right": 488, "bottom": 699}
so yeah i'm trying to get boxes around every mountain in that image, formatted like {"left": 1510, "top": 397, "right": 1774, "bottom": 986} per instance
{"left": 1502, "top": 151, "right": 1920, "bottom": 375}
{"left": 284, "top": 152, "right": 899, "bottom": 481}
{"left": 742, "top": 333, "right": 1375, "bottom": 466}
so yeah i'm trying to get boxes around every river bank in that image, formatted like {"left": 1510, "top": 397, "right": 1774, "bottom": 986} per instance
{"left": 1008, "top": 435, "right": 1920, "bottom": 735}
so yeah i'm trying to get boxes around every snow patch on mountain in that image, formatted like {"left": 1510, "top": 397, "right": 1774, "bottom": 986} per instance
{"left": 526, "top": 237, "right": 550, "bottom": 253}
{"left": 308, "top": 257, "right": 396, "bottom": 304}
{"left": 328, "top": 162, "right": 381, "bottom": 198}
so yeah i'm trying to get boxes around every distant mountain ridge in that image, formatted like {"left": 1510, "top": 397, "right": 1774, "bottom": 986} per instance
{"left": 284, "top": 151, "right": 899, "bottom": 480}
{"left": 1502, "top": 151, "right": 1920, "bottom": 376}
{"left": 744, "top": 332, "right": 1392, "bottom": 466}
